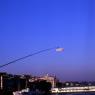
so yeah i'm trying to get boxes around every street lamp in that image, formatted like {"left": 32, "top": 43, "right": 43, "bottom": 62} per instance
{"left": 0, "top": 47, "right": 64, "bottom": 68}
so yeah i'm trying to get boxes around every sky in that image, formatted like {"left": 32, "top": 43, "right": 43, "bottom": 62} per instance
{"left": 0, "top": 0, "right": 95, "bottom": 81}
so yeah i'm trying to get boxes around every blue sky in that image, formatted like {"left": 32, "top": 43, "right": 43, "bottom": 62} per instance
{"left": 0, "top": 0, "right": 95, "bottom": 81}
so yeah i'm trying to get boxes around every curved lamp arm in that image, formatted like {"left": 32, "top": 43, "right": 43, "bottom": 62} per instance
{"left": 0, "top": 47, "right": 64, "bottom": 68}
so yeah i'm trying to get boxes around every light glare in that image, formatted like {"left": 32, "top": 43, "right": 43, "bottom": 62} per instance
{"left": 56, "top": 48, "right": 64, "bottom": 52}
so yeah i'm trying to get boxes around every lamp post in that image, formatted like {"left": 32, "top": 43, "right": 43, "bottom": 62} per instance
{"left": 0, "top": 47, "right": 64, "bottom": 68}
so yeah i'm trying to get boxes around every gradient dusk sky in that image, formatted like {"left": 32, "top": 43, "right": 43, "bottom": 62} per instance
{"left": 0, "top": 0, "right": 95, "bottom": 81}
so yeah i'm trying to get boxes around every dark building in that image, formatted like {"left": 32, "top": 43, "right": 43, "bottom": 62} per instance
{"left": 0, "top": 72, "right": 30, "bottom": 95}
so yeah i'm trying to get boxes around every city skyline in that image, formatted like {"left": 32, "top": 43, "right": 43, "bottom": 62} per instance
{"left": 0, "top": 0, "right": 95, "bottom": 81}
